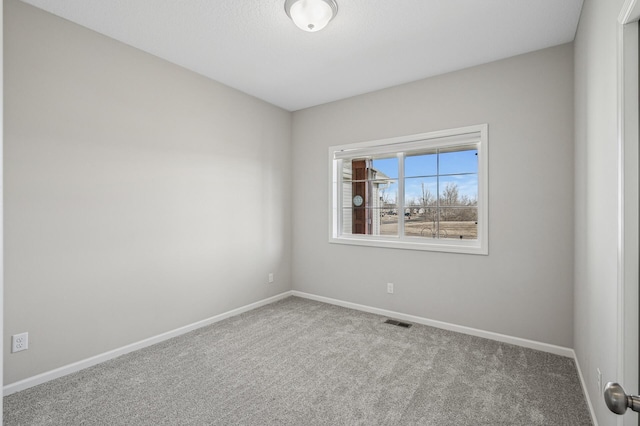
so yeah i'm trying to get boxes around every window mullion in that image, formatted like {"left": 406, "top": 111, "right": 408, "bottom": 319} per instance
{"left": 398, "top": 152, "right": 405, "bottom": 239}
{"left": 336, "top": 159, "right": 343, "bottom": 237}
{"left": 436, "top": 149, "right": 440, "bottom": 239}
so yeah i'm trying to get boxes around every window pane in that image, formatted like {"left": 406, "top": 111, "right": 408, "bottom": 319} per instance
{"left": 374, "top": 208, "right": 397, "bottom": 236}
{"left": 341, "top": 208, "right": 398, "bottom": 236}
{"left": 371, "top": 156, "right": 398, "bottom": 179}
{"left": 404, "top": 207, "right": 439, "bottom": 238}
{"left": 439, "top": 147, "right": 478, "bottom": 175}
{"left": 341, "top": 206, "right": 353, "bottom": 235}
{"left": 404, "top": 177, "right": 437, "bottom": 208}
{"left": 380, "top": 207, "right": 398, "bottom": 236}
{"left": 343, "top": 158, "right": 375, "bottom": 183}
{"left": 405, "top": 151, "right": 437, "bottom": 177}
{"left": 342, "top": 182, "right": 397, "bottom": 207}
{"left": 342, "top": 160, "right": 353, "bottom": 182}
{"left": 377, "top": 180, "right": 398, "bottom": 206}
{"left": 439, "top": 176, "right": 478, "bottom": 206}
{"left": 342, "top": 182, "right": 353, "bottom": 209}
{"left": 439, "top": 208, "right": 478, "bottom": 240}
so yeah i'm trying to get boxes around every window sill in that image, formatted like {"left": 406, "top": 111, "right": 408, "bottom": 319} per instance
{"left": 329, "top": 235, "right": 488, "bottom": 255}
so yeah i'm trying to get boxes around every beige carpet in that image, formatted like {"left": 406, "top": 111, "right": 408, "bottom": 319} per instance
{"left": 4, "top": 297, "right": 592, "bottom": 425}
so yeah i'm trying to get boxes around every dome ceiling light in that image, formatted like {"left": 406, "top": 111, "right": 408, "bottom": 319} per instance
{"left": 284, "top": 0, "right": 338, "bottom": 32}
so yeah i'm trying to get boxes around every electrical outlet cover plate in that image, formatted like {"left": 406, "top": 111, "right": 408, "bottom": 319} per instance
{"left": 12, "top": 332, "right": 28, "bottom": 353}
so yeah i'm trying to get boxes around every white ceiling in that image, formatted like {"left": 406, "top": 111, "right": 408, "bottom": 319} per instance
{"left": 20, "top": 0, "right": 584, "bottom": 111}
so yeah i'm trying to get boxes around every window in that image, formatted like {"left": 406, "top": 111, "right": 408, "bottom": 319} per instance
{"left": 329, "top": 124, "right": 488, "bottom": 255}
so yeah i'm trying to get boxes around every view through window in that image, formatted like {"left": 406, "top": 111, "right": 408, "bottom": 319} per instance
{"left": 330, "top": 125, "right": 487, "bottom": 254}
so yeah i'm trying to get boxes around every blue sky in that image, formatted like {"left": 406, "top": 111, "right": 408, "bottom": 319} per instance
{"left": 372, "top": 149, "right": 478, "bottom": 204}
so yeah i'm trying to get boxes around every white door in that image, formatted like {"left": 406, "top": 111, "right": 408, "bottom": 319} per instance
{"left": 603, "top": 7, "right": 640, "bottom": 426}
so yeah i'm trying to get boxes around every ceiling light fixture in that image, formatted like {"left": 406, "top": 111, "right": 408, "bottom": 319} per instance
{"left": 284, "top": 0, "right": 338, "bottom": 32}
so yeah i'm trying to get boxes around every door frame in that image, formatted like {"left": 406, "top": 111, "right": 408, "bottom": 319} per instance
{"left": 1, "top": 2, "right": 4, "bottom": 424}
{"left": 618, "top": 2, "right": 640, "bottom": 426}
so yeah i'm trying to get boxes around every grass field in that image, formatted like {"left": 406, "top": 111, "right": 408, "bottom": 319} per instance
{"left": 380, "top": 215, "right": 477, "bottom": 239}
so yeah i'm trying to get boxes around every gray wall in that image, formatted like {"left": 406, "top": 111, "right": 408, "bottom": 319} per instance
{"left": 574, "top": 0, "right": 624, "bottom": 424}
{"left": 292, "top": 43, "right": 575, "bottom": 348}
{"left": 4, "top": 0, "right": 292, "bottom": 384}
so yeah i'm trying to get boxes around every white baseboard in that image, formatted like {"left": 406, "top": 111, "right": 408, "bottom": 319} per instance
{"left": 572, "top": 353, "right": 599, "bottom": 426}
{"left": 3, "top": 291, "right": 293, "bottom": 396}
{"left": 291, "top": 290, "right": 575, "bottom": 358}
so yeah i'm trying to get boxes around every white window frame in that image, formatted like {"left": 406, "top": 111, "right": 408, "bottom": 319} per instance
{"left": 328, "top": 124, "right": 488, "bottom": 255}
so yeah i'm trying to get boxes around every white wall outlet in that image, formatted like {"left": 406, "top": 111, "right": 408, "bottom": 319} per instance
{"left": 12, "top": 332, "right": 29, "bottom": 353}
{"left": 387, "top": 283, "right": 394, "bottom": 294}
{"left": 268, "top": 273, "right": 274, "bottom": 283}
{"left": 596, "top": 368, "right": 602, "bottom": 392}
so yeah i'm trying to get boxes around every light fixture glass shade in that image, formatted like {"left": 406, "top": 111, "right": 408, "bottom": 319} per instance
{"left": 285, "top": 0, "right": 338, "bottom": 32}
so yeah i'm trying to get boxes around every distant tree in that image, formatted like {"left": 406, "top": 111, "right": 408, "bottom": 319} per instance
{"left": 440, "top": 182, "right": 459, "bottom": 221}
{"left": 458, "top": 194, "right": 478, "bottom": 221}
{"left": 441, "top": 182, "right": 459, "bottom": 206}
{"left": 420, "top": 182, "right": 436, "bottom": 226}
{"left": 419, "top": 183, "right": 434, "bottom": 207}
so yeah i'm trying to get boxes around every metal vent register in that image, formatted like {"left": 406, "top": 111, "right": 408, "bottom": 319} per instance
{"left": 384, "top": 319, "right": 412, "bottom": 328}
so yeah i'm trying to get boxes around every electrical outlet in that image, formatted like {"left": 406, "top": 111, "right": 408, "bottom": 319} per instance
{"left": 268, "top": 273, "right": 274, "bottom": 283}
{"left": 12, "top": 332, "right": 28, "bottom": 353}
{"left": 597, "top": 368, "right": 602, "bottom": 392}
{"left": 387, "top": 283, "right": 394, "bottom": 294}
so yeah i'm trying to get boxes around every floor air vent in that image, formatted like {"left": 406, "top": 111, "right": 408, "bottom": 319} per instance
{"left": 384, "top": 319, "right": 412, "bottom": 328}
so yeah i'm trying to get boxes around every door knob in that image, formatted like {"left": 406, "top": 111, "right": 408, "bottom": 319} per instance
{"left": 604, "top": 382, "right": 640, "bottom": 414}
